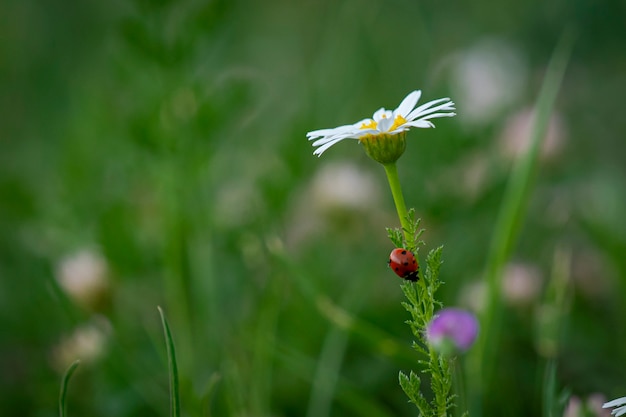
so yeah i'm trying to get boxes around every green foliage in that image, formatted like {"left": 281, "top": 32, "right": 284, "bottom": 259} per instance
{"left": 386, "top": 209, "right": 425, "bottom": 251}
{"left": 388, "top": 209, "right": 455, "bottom": 416}
{"left": 59, "top": 360, "right": 80, "bottom": 417}
{"left": 158, "top": 307, "right": 180, "bottom": 417}
{"left": 386, "top": 227, "right": 405, "bottom": 250}
{"left": 397, "top": 244, "right": 455, "bottom": 417}
{"left": 541, "top": 360, "right": 572, "bottom": 417}
{"left": 399, "top": 371, "right": 429, "bottom": 412}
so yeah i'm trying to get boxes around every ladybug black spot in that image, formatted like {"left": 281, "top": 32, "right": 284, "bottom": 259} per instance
{"left": 404, "top": 270, "right": 420, "bottom": 282}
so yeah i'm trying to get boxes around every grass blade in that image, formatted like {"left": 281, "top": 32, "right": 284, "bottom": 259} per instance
{"left": 542, "top": 359, "right": 557, "bottom": 417}
{"left": 158, "top": 306, "right": 181, "bottom": 417}
{"left": 467, "top": 29, "right": 575, "bottom": 413}
{"left": 59, "top": 360, "right": 80, "bottom": 417}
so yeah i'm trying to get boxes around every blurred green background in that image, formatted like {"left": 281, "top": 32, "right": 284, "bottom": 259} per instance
{"left": 2, "top": 0, "right": 625, "bottom": 416}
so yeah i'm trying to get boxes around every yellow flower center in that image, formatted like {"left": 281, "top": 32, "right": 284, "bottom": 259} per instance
{"left": 359, "top": 115, "right": 407, "bottom": 133}
{"left": 390, "top": 115, "right": 407, "bottom": 131}
{"left": 360, "top": 120, "right": 377, "bottom": 130}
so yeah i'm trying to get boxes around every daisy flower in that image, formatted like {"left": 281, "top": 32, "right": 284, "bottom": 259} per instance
{"left": 307, "top": 90, "right": 456, "bottom": 163}
{"left": 604, "top": 396, "right": 626, "bottom": 417}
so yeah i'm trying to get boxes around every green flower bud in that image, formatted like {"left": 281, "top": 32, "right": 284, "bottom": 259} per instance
{"left": 359, "top": 131, "right": 407, "bottom": 165}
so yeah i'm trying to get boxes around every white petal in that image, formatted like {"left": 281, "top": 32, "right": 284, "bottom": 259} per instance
{"left": 413, "top": 102, "right": 456, "bottom": 119}
{"left": 372, "top": 108, "right": 392, "bottom": 122}
{"left": 311, "top": 136, "right": 336, "bottom": 147}
{"left": 403, "top": 120, "right": 435, "bottom": 128}
{"left": 307, "top": 124, "right": 357, "bottom": 140}
{"left": 354, "top": 129, "right": 378, "bottom": 137}
{"left": 406, "top": 98, "right": 455, "bottom": 121}
{"left": 604, "top": 398, "right": 626, "bottom": 408}
{"left": 353, "top": 118, "right": 374, "bottom": 129}
{"left": 312, "top": 137, "right": 357, "bottom": 156}
{"left": 418, "top": 112, "right": 457, "bottom": 121}
{"left": 306, "top": 128, "right": 337, "bottom": 139}
{"left": 615, "top": 406, "right": 626, "bottom": 417}
{"left": 312, "top": 131, "right": 358, "bottom": 146}
{"left": 377, "top": 116, "right": 394, "bottom": 132}
{"left": 394, "top": 90, "right": 422, "bottom": 118}
{"left": 387, "top": 126, "right": 411, "bottom": 135}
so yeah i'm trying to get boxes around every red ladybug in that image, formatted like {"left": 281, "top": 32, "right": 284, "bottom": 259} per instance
{"left": 388, "top": 248, "right": 419, "bottom": 281}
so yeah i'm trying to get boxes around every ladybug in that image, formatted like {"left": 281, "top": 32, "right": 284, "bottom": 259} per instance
{"left": 388, "top": 248, "right": 419, "bottom": 281}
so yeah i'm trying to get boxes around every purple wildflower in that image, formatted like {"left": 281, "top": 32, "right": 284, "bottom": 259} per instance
{"left": 426, "top": 308, "right": 479, "bottom": 355}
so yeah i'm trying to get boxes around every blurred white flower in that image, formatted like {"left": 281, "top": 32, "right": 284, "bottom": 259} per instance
{"left": 458, "top": 153, "right": 490, "bottom": 199}
{"left": 502, "top": 262, "right": 543, "bottom": 306}
{"left": 588, "top": 393, "right": 612, "bottom": 417}
{"left": 211, "top": 151, "right": 286, "bottom": 229}
{"left": 52, "top": 317, "right": 111, "bottom": 371}
{"left": 56, "top": 249, "right": 109, "bottom": 310}
{"left": 459, "top": 263, "right": 542, "bottom": 312}
{"left": 311, "top": 162, "right": 380, "bottom": 212}
{"left": 458, "top": 280, "right": 487, "bottom": 313}
{"left": 307, "top": 90, "right": 455, "bottom": 157}
{"left": 214, "top": 179, "right": 262, "bottom": 227}
{"left": 565, "top": 394, "right": 612, "bottom": 417}
{"left": 285, "top": 162, "right": 383, "bottom": 247}
{"left": 450, "top": 38, "right": 527, "bottom": 127}
{"left": 603, "top": 396, "right": 626, "bottom": 417}
{"left": 564, "top": 396, "right": 582, "bottom": 417}
{"left": 498, "top": 107, "right": 566, "bottom": 162}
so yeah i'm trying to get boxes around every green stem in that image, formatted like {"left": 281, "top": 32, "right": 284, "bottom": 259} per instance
{"left": 430, "top": 348, "right": 447, "bottom": 417}
{"left": 383, "top": 163, "right": 412, "bottom": 244}
{"left": 453, "top": 358, "right": 467, "bottom": 417}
